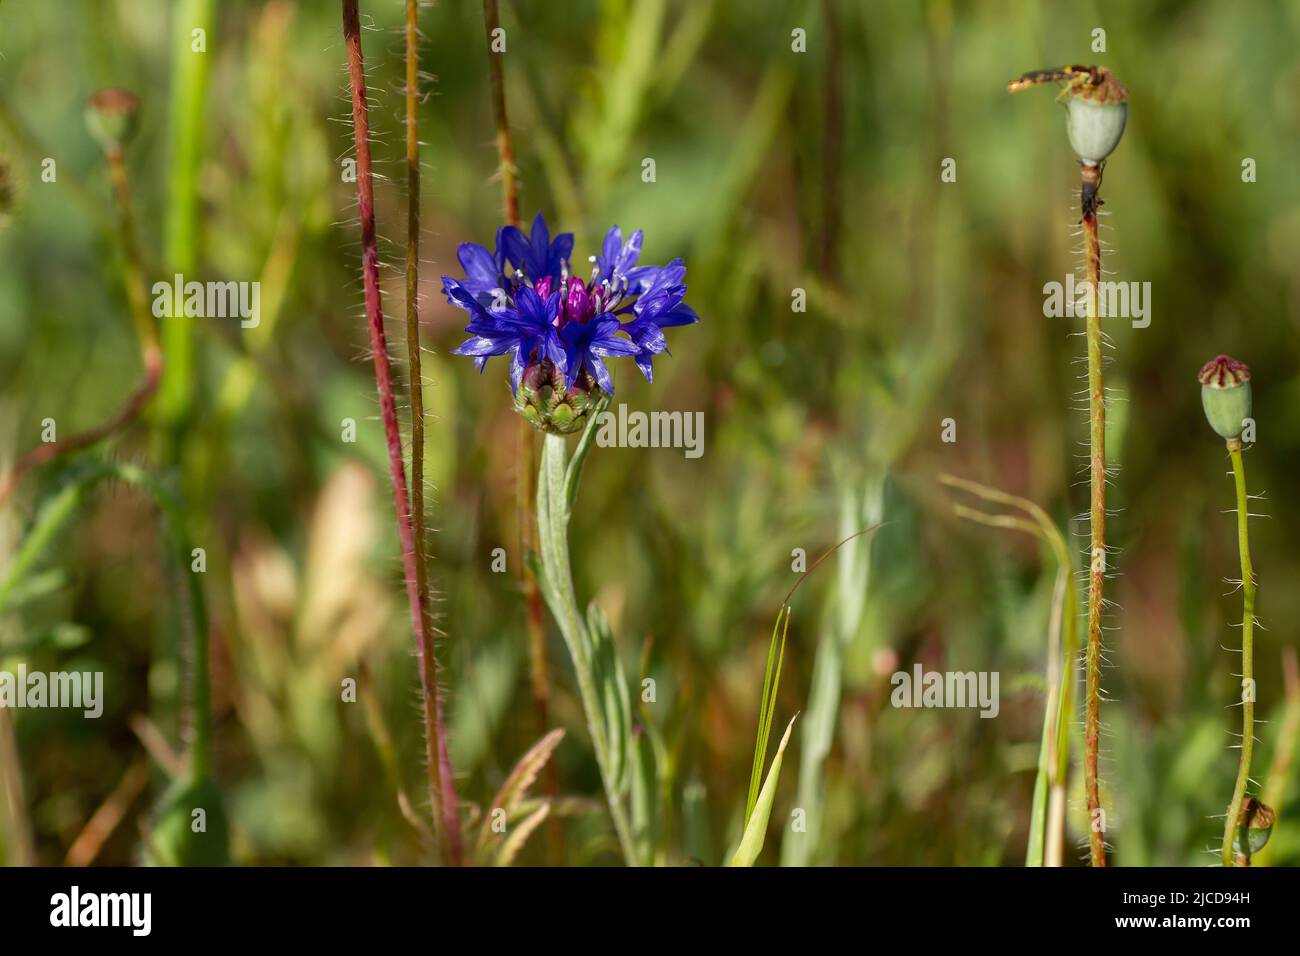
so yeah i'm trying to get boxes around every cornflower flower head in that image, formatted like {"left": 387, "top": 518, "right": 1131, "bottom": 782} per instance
{"left": 445, "top": 211, "right": 698, "bottom": 434}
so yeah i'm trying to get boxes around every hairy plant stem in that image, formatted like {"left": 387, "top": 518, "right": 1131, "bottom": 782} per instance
{"left": 402, "top": 0, "right": 440, "bottom": 789}
{"left": 535, "top": 432, "right": 638, "bottom": 865}
{"left": 481, "top": 0, "right": 561, "bottom": 862}
{"left": 1081, "top": 162, "right": 1107, "bottom": 867}
{"left": 1221, "top": 440, "right": 1257, "bottom": 866}
{"left": 483, "top": 0, "right": 519, "bottom": 226}
{"left": 0, "top": 142, "right": 161, "bottom": 508}
{"left": 341, "top": 0, "right": 461, "bottom": 866}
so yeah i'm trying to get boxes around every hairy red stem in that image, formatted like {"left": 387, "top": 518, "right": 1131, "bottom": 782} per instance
{"left": 342, "top": 0, "right": 461, "bottom": 866}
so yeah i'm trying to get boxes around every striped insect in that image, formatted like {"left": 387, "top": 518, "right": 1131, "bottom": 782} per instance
{"left": 1007, "top": 65, "right": 1128, "bottom": 104}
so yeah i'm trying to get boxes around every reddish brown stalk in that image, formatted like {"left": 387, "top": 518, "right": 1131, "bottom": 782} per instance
{"left": 482, "top": 0, "right": 560, "bottom": 863}
{"left": 1081, "top": 162, "right": 1106, "bottom": 867}
{"left": 816, "top": 0, "right": 843, "bottom": 278}
{"left": 401, "top": 0, "right": 444, "bottom": 832}
{"left": 0, "top": 143, "right": 160, "bottom": 508}
{"left": 64, "top": 755, "right": 151, "bottom": 867}
{"left": 483, "top": 0, "right": 519, "bottom": 226}
{"left": 341, "top": 0, "right": 461, "bottom": 866}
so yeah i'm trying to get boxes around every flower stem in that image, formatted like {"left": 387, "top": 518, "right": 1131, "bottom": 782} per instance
{"left": 341, "top": 0, "right": 461, "bottom": 866}
{"left": 157, "top": 0, "right": 215, "bottom": 450}
{"left": 535, "top": 433, "right": 638, "bottom": 864}
{"left": 482, "top": 0, "right": 519, "bottom": 226}
{"left": 0, "top": 141, "right": 161, "bottom": 508}
{"left": 1081, "top": 162, "right": 1107, "bottom": 867}
{"left": 481, "top": 0, "right": 562, "bottom": 862}
{"left": 1221, "top": 441, "right": 1257, "bottom": 866}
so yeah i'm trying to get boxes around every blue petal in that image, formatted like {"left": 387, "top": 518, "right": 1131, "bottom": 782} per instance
{"left": 541, "top": 329, "right": 567, "bottom": 370}
{"left": 529, "top": 211, "right": 550, "bottom": 275}
{"left": 453, "top": 335, "right": 513, "bottom": 357}
{"left": 509, "top": 347, "right": 527, "bottom": 394}
{"left": 549, "top": 233, "right": 574, "bottom": 276}
{"left": 657, "top": 302, "right": 698, "bottom": 328}
{"left": 501, "top": 225, "right": 531, "bottom": 274}
{"left": 617, "top": 229, "right": 643, "bottom": 275}
{"left": 457, "top": 243, "right": 500, "bottom": 295}
{"left": 599, "top": 226, "right": 622, "bottom": 276}
{"left": 633, "top": 350, "right": 655, "bottom": 382}
{"left": 588, "top": 354, "right": 614, "bottom": 394}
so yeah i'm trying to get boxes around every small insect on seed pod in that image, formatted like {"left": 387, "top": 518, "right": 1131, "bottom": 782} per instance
{"left": 1198, "top": 354, "right": 1252, "bottom": 443}
{"left": 1007, "top": 65, "right": 1129, "bottom": 166}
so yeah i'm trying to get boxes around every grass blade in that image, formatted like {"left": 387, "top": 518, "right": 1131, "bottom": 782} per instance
{"left": 730, "top": 715, "right": 797, "bottom": 867}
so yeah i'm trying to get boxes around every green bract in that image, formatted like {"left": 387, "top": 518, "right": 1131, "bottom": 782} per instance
{"left": 516, "top": 362, "right": 604, "bottom": 435}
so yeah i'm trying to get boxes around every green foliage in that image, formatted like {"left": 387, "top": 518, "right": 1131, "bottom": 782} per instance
{"left": 2, "top": 0, "right": 1299, "bottom": 868}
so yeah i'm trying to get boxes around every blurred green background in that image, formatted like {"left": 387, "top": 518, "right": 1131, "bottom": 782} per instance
{"left": 2, "top": 0, "right": 1299, "bottom": 866}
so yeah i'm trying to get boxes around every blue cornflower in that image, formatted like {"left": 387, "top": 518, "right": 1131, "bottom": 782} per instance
{"left": 502, "top": 210, "right": 574, "bottom": 284}
{"left": 620, "top": 259, "right": 698, "bottom": 382}
{"left": 595, "top": 225, "right": 661, "bottom": 295}
{"left": 455, "top": 227, "right": 509, "bottom": 308}
{"left": 445, "top": 213, "right": 698, "bottom": 433}
{"left": 446, "top": 278, "right": 564, "bottom": 394}
{"left": 560, "top": 315, "right": 639, "bottom": 394}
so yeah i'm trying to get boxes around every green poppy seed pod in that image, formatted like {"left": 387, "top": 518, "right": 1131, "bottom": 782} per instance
{"left": 515, "top": 361, "right": 603, "bottom": 435}
{"left": 1008, "top": 66, "right": 1128, "bottom": 166}
{"left": 1232, "top": 797, "right": 1276, "bottom": 857}
{"left": 1198, "top": 354, "right": 1252, "bottom": 441}
{"left": 85, "top": 88, "right": 139, "bottom": 152}
{"left": 1067, "top": 98, "right": 1127, "bottom": 166}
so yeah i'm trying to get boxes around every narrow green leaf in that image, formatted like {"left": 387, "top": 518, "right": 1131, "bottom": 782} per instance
{"left": 730, "top": 715, "right": 797, "bottom": 867}
{"left": 476, "top": 728, "right": 565, "bottom": 857}
{"left": 587, "top": 601, "right": 632, "bottom": 794}
{"left": 495, "top": 803, "right": 551, "bottom": 867}
{"left": 564, "top": 393, "right": 610, "bottom": 512}
{"left": 744, "top": 604, "right": 789, "bottom": 827}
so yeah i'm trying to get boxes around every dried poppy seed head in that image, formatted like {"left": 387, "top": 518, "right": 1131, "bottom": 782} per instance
{"left": 1199, "top": 354, "right": 1252, "bottom": 441}
{"left": 1232, "top": 797, "right": 1275, "bottom": 857}
{"left": 85, "top": 88, "right": 139, "bottom": 151}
